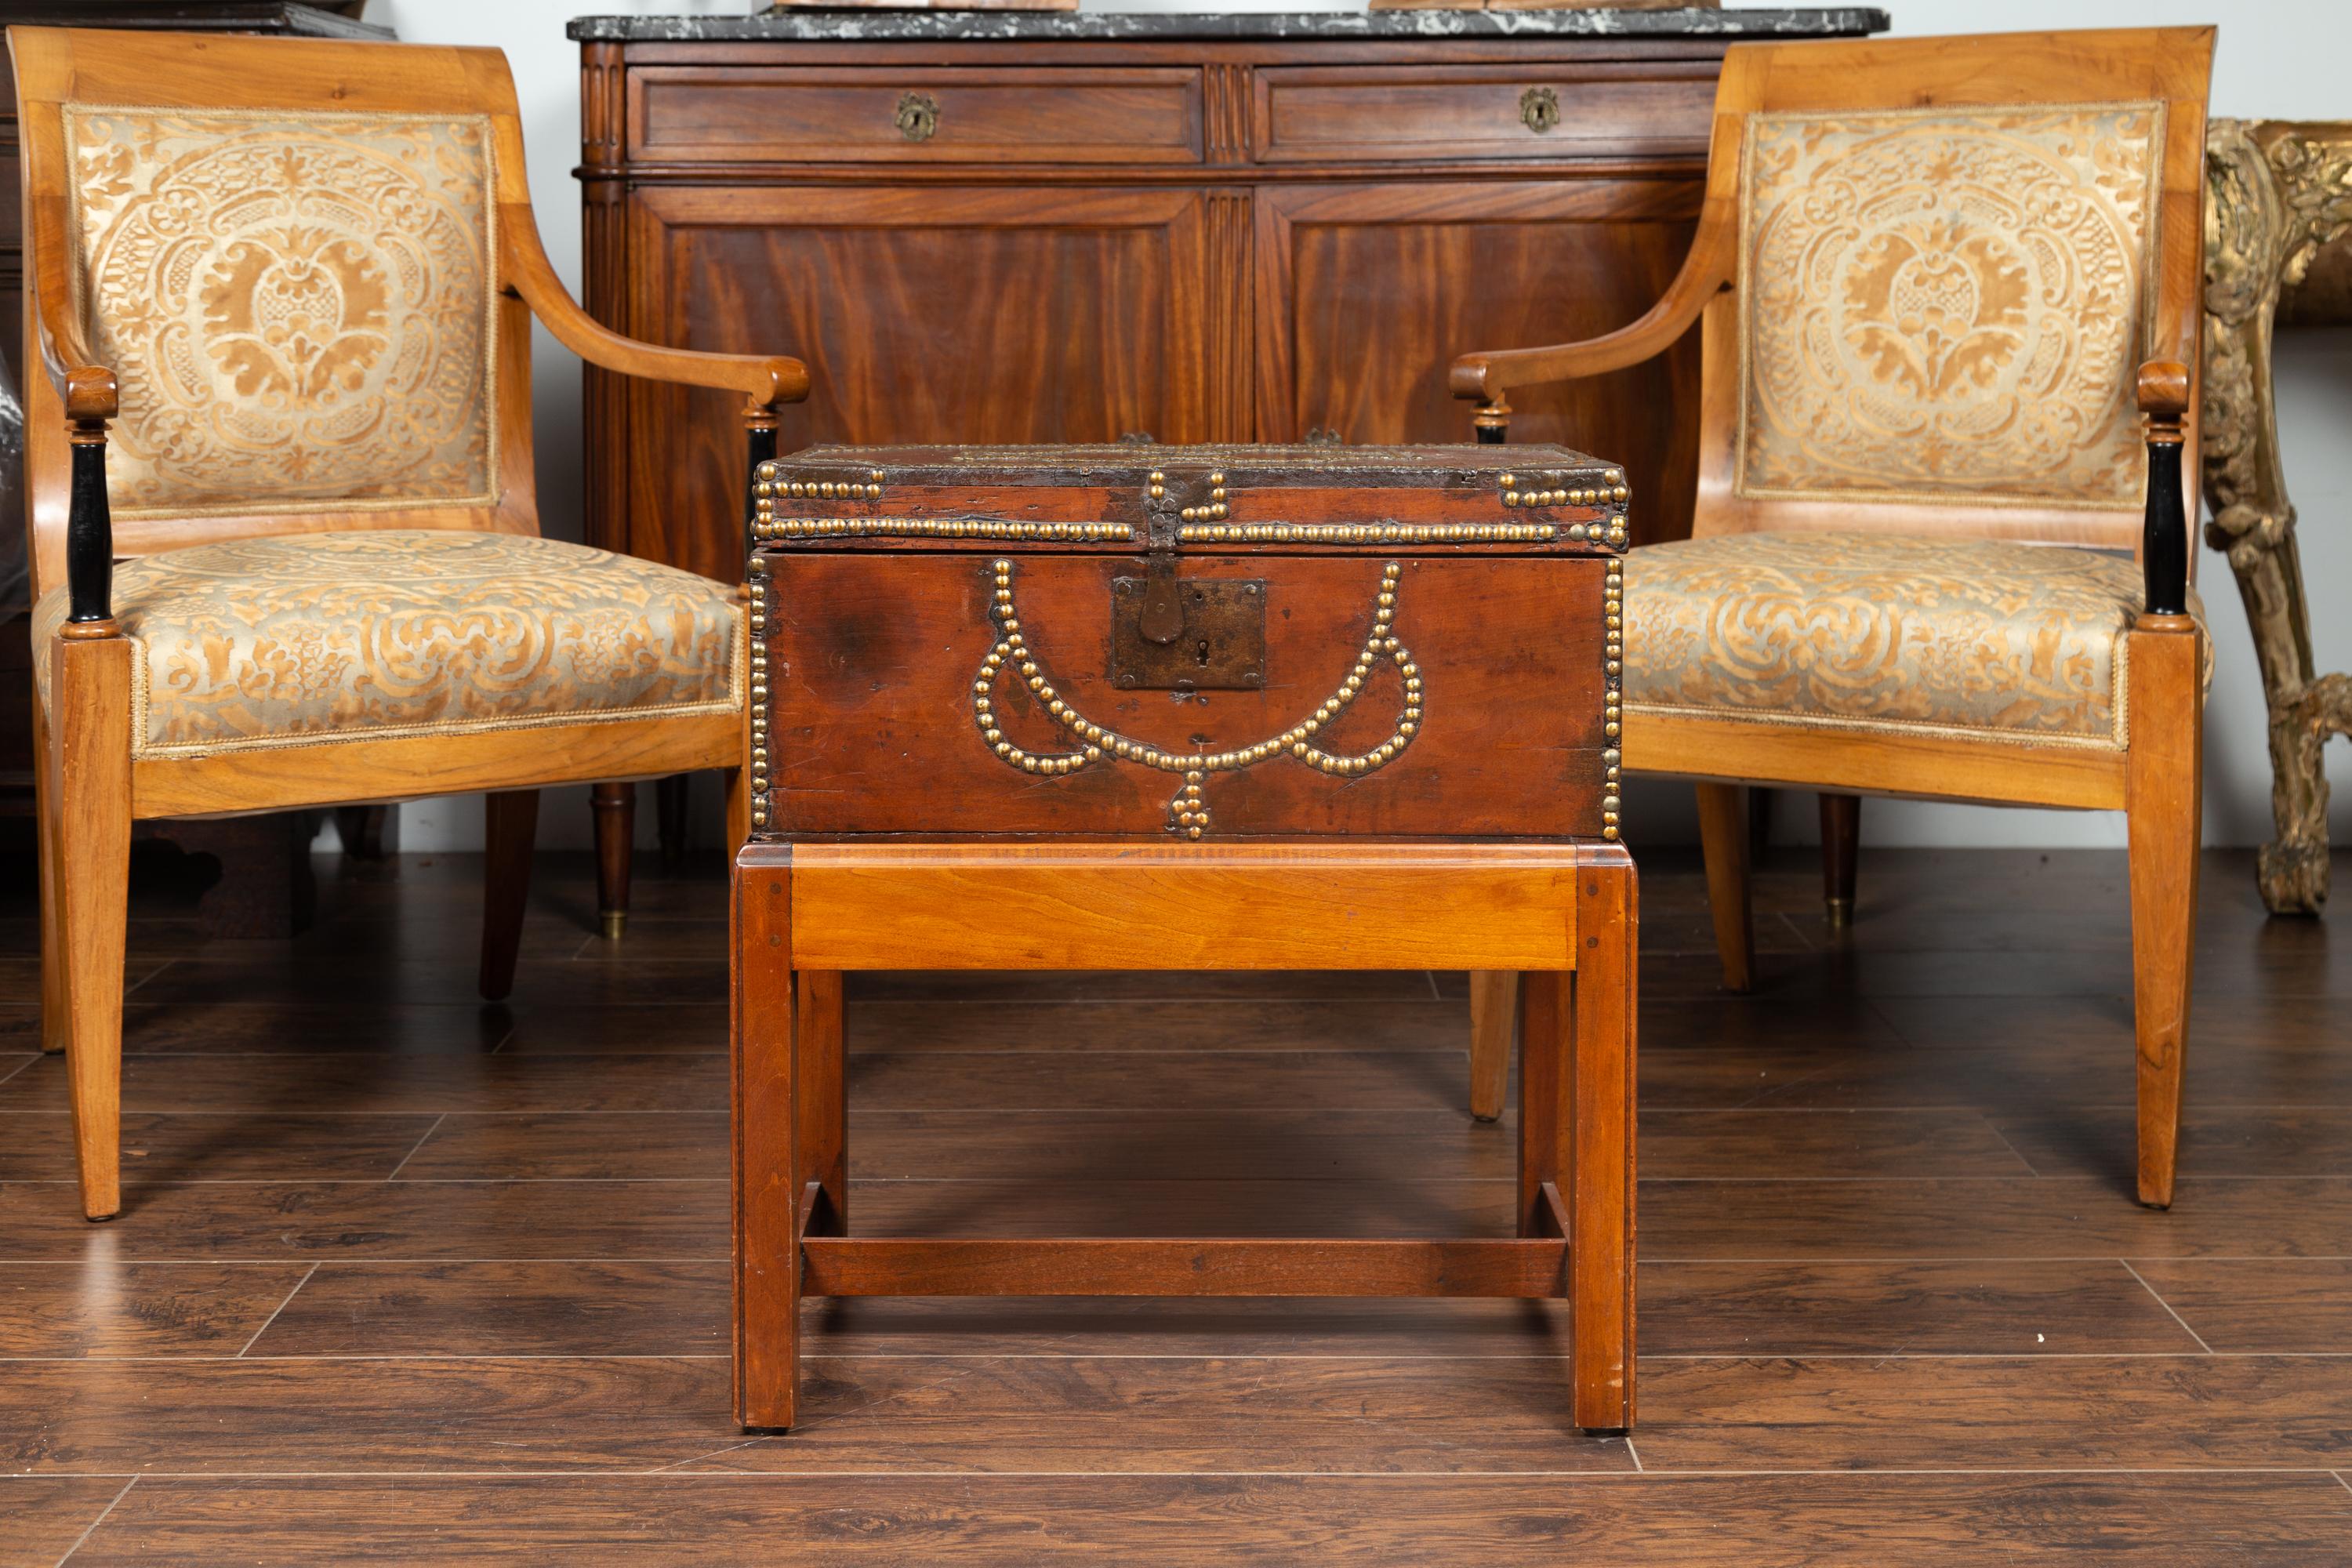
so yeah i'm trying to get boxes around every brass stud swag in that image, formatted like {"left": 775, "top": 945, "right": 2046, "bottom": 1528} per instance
{"left": 971, "top": 559, "right": 1425, "bottom": 838}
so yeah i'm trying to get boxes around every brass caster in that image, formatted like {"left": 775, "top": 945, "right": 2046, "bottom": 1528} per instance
{"left": 600, "top": 909, "right": 627, "bottom": 942}
{"left": 1823, "top": 897, "right": 1852, "bottom": 931}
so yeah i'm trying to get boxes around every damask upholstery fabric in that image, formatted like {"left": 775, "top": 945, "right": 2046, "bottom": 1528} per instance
{"left": 31, "top": 532, "right": 740, "bottom": 757}
{"left": 1622, "top": 532, "right": 2205, "bottom": 750}
{"left": 1738, "top": 103, "right": 2164, "bottom": 509}
{"left": 64, "top": 107, "right": 497, "bottom": 517}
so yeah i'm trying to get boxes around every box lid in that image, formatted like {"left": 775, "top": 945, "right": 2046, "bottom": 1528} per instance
{"left": 753, "top": 443, "right": 1628, "bottom": 554}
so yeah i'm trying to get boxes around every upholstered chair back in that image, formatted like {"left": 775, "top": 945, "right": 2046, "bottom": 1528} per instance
{"left": 14, "top": 32, "right": 543, "bottom": 597}
{"left": 1688, "top": 32, "right": 2210, "bottom": 555}
{"left": 67, "top": 108, "right": 500, "bottom": 517}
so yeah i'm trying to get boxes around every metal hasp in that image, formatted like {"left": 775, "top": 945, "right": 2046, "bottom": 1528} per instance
{"left": 1111, "top": 575, "right": 1267, "bottom": 690}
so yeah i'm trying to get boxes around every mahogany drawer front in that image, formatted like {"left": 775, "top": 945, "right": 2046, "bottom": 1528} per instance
{"left": 1252, "top": 65, "right": 1715, "bottom": 164}
{"left": 760, "top": 550, "right": 1609, "bottom": 838}
{"left": 630, "top": 66, "right": 1205, "bottom": 164}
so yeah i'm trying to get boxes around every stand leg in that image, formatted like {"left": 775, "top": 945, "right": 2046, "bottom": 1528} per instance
{"left": 1466, "top": 971, "right": 1515, "bottom": 1123}
{"left": 797, "top": 970, "right": 848, "bottom": 1237}
{"left": 1570, "top": 851, "right": 1637, "bottom": 1431}
{"left": 734, "top": 851, "right": 800, "bottom": 1428}
{"left": 1518, "top": 970, "right": 1566, "bottom": 1240}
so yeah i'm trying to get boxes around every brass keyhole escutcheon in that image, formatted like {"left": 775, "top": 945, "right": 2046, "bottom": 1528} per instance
{"left": 895, "top": 91, "right": 940, "bottom": 143}
{"left": 1520, "top": 85, "right": 1561, "bottom": 136}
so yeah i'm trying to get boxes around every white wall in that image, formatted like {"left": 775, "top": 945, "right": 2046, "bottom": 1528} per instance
{"left": 368, "top": 0, "right": 2352, "bottom": 852}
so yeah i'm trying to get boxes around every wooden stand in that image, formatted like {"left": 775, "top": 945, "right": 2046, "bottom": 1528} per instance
{"left": 732, "top": 839, "right": 1637, "bottom": 1433}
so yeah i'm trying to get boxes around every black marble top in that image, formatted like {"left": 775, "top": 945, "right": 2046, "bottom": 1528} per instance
{"left": 569, "top": 8, "right": 1888, "bottom": 45}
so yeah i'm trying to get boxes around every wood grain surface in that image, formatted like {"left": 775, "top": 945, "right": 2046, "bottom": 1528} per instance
{"left": 2, "top": 840, "right": 2348, "bottom": 1561}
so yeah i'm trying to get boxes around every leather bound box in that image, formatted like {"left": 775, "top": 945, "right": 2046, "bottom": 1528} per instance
{"left": 746, "top": 443, "right": 1628, "bottom": 841}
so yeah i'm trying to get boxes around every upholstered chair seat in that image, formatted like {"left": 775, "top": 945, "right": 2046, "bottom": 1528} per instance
{"left": 1622, "top": 532, "right": 2205, "bottom": 751}
{"left": 31, "top": 531, "right": 742, "bottom": 758}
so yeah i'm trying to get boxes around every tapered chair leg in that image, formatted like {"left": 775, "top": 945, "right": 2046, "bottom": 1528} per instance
{"left": 2125, "top": 615, "right": 2205, "bottom": 1208}
{"left": 1694, "top": 782, "right": 1755, "bottom": 993}
{"left": 1819, "top": 793, "right": 1860, "bottom": 928}
{"left": 591, "top": 782, "right": 635, "bottom": 940}
{"left": 49, "top": 632, "right": 134, "bottom": 1221}
{"left": 1466, "top": 970, "right": 1516, "bottom": 1122}
{"left": 480, "top": 789, "right": 539, "bottom": 1002}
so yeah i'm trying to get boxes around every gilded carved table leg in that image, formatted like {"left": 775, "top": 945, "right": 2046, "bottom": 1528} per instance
{"left": 2201, "top": 119, "right": 2352, "bottom": 913}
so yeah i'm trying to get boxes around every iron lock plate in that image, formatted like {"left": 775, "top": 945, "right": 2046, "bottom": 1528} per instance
{"left": 1109, "top": 576, "right": 1267, "bottom": 690}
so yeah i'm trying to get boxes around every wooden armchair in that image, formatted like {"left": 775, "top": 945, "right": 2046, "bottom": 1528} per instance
{"left": 1450, "top": 28, "right": 2216, "bottom": 1207}
{"left": 14, "top": 25, "right": 806, "bottom": 1220}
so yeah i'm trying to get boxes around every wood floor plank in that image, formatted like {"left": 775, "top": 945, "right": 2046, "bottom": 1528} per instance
{"left": 0, "top": 1054, "right": 728, "bottom": 1115}
{"left": 490, "top": 1004, "right": 731, "bottom": 1054}
{"left": 250, "top": 1261, "right": 730, "bottom": 1358}
{"left": 122, "top": 959, "right": 729, "bottom": 1011}
{"left": 0, "top": 1356, "right": 736, "bottom": 1473}
{"left": 235, "top": 1258, "right": 2198, "bottom": 1361}
{"left": 15, "top": 1172, "right": 2344, "bottom": 1264}
{"left": 0, "top": 1180, "right": 726, "bottom": 1261}
{"left": 0, "top": 1356, "right": 1634, "bottom": 1475}
{"left": 1641, "top": 1177, "right": 2352, "bottom": 1259}
{"left": 393, "top": 1107, "right": 2028, "bottom": 1184}
{"left": 1993, "top": 1109, "right": 2352, "bottom": 1180}
{"left": 1634, "top": 1356, "right": 2352, "bottom": 1469}
{"left": 0, "top": 1476, "right": 134, "bottom": 1568}
{"left": 61, "top": 1473, "right": 2352, "bottom": 1567}
{"left": 685, "top": 1356, "right": 1639, "bottom": 1474}
{"left": 0, "top": 1262, "right": 313, "bottom": 1358}
{"left": 0, "top": 1112, "right": 435, "bottom": 1183}
{"left": 111, "top": 1002, "right": 514, "bottom": 1055}
{"left": 1638, "top": 1259, "right": 2201, "bottom": 1355}
{"left": 2127, "top": 1260, "right": 2352, "bottom": 1353}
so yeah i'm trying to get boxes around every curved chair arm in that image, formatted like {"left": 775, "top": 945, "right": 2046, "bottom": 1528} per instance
{"left": 499, "top": 207, "right": 808, "bottom": 564}
{"left": 499, "top": 212, "right": 810, "bottom": 412}
{"left": 1447, "top": 207, "right": 1737, "bottom": 438}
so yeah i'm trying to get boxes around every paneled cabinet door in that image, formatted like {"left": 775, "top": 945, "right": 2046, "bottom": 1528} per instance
{"left": 612, "top": 184, "right": 1247, "bottom": 582}
{"left": 1254, "top": 180, "right": 1703, "bottom": 546}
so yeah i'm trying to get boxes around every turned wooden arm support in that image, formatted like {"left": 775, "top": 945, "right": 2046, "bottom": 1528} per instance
{"left": 2138, "top": 360, "right": 2190, "bottom": 618}
{"left": 59, "top": 365, "right": 120, "bottom": 630}
{"left": 1448, "top": 212, "right": 1734, "bottom": 442}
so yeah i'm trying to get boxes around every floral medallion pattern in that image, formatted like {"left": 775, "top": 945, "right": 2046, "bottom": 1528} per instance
{"left": 1737, "top": 103, "right": 2164, "bottom": 507}
{"left": 1623, "top": 532, "right": 2206, "bottom": 750}
{"left": 64, "top": 107, "right": 497, "bottom": 516}
{"left": 31, "top": 532, "right": 740, "bottom": 757}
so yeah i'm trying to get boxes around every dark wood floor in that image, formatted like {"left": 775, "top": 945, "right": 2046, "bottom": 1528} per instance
{"left": 2, "top": 838, "right": 2349, "bottom": 1564}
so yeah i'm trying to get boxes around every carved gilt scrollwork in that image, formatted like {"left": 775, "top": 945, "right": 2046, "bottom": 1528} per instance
{"left": 2200, "top": 118, "right": 2352, "bottom": 913}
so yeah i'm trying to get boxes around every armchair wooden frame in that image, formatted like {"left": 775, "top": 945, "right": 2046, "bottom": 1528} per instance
{"left": 1450, "top": 28, "right": 2215, "bottom": 1208}
{"left": 15, "top": 25, "right": 808, "bottom": 1221}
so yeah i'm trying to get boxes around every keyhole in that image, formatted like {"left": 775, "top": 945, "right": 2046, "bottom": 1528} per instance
{"left": 1196, "top": 639, "right": 1211, "bottom": 666}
